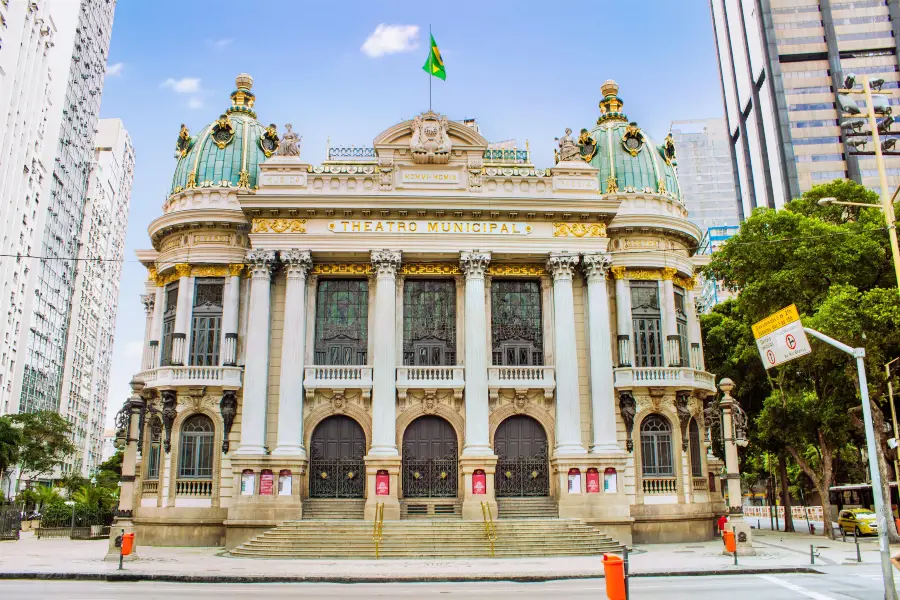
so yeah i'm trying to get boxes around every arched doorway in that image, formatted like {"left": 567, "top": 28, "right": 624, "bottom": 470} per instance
{"left": 494, "top": 415, "right": 549, "bottom": 497}
{"left": 309, "top": 415, "right": 366, "bottom": 498}
{"left": 402, "top": 416, "right": 458, "bottom": 497}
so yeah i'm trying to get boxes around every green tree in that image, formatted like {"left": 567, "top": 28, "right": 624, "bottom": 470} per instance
{"left": 33, "top": 484, "right": 62, "bottom": 512}
{"left": 73, "top": 484, "right": 114, "bottom": 510}
{"left": 704, "top": 179, "right": 900, "bottom": 539}
{"left": 59, "top": 472, "right": 88, "bottom": 499}
{"left": 8, "top": 411, "right": 75, "bottom": 492}
{"left": 0, "top": 416, "right": 22, "bottom": 484}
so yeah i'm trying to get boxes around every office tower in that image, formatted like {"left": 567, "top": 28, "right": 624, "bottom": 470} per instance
{"left": 670, "top": 118, "right": 741, "bottom": 229}
{"left": 710, "top": 0, "right": 900, "bottom": 218}
{"left": 60, "top": 119, "right": 133, "bottom": 476}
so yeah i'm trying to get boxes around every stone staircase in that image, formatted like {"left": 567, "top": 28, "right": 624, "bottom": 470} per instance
{"left": 230, "top": 518, "right": 621, "bottom": 559}
{"left": 302, "top": 498, "right": 366, "bottom": 520}
{"left": 496, "top": 497, "right": 559, "bottom": 519}
{"left": 401, "top": 499, "right": 461, "bottom": 519}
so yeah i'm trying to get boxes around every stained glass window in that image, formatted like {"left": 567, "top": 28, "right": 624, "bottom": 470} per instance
{"left": 675, "top": 287, "right": 689, "bottom": 367}
{"left": 179, "top": 415, "right": 213, "bottom": 479}
{"left": 491, "top": 280, "right": 543, "bottom": 366}
{"left": 314, "top": 279, "right": 369, "bottom": 365}
{"left": 189, "top": 280, "right": 223, "bottom": 366}
{"left": 161, "top": 283, "right": 179, "bottom": 366}
{"left": 403, "top": 279, "right": 456, "bottom": 366}
{"left": 640, "top": 415, "right": 674, "bottom": 477}
{"left": 631, "top": 281, "right": 662, "bottom": 367}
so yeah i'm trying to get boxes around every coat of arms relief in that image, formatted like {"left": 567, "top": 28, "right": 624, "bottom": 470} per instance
{"left": 410, "top": 111, "right": 451, "bottom": 164}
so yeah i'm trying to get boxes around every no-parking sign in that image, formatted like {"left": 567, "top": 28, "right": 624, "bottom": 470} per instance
{"left": 752, "top": 304, "right": 811, "bottom": 369}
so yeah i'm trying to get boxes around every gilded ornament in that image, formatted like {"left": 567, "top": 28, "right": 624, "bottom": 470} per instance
{"left": 211, "top": 114, "right": 235, "bottom": 149}
{"left": 677, "top": 276, "right": 696, "bottom": 291}
{"left": 662, "top": 133, "right": 677, "bottom": 166}
{"left": 251, "top": 218, "right": 308, "bottom": 234}
{"left": 577, "top": 128, "right": 598, "bottom": 162}
{"left": 237, "top": 170, "right": 250, "bottom": 188}
{"left": 259, "top": 123, "right": 280, "bottom": 158}
{"left": 186, "top": 172, "right": 197, "bottom": 189}
{"left": 621, "top": 122, "right": 645, "bottom": 157}
{"left": 552, "top": 222, "right": 607, "bottom": 238}
{"left": 400, "top": 263, "right": 461, "bottom": 275}
{"left": 147, "top": 266, "right": 158, "bottom": 282}
{"left": 661, "top": 267, "right": 678, "bottom": 281}
{"left": 606, "top": 175, "right": 619, "bottom": 193}
{"left": 627, "top": 269, "right": 662, "bottom": 281}
{"left": 174, "top": 124, "right": 192, "bottom": 159}
{"left": 609, "top": 266, "right": 627, "bottom": 280}
{"left": 174, "top": 263, "right": 192, "bottom": 278}
{"left": 228, "top": 264, "right": 245, "bottom": 277}
{"left": 657, "top": 178, "right": 667, "bottom": 194}
{"left": 190, "top": 265, "right": 230, "bottom": 278}
{"left": 487, "top": 264, "right": 545, "bottom": 276}
{"left": 312, "top": 264, "right": 373, "bottom": 275}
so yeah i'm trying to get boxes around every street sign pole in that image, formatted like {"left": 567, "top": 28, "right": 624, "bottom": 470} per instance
{"left": 803, "top": 327, "right": 897, "bottom": 600}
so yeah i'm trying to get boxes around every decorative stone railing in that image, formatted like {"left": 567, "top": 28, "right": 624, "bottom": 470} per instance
{"left": 487, "top": 366, "right": 556, "bottom": 400}
{"left": 136, "top": 366, "right": 243, "bottom": 390}
{"left": 303, "top": 365, "right": 374, "bottom": 400}
{"left": 642, "top": 477, "right": 678, "bottom": 495}
{"left": 692, "top": 477, "right": 708, "bottom": 492}
{"left": 142, "top": 480, "right": 159, "bottom": 496}
{"left": 175, "top": 479, "right": 213, "bottom": 497}
{"left": 396, "top": 366, "right": 465, "bottom": 400}
{"left": 613, "top": 367, "right": 716, "bottom": 392}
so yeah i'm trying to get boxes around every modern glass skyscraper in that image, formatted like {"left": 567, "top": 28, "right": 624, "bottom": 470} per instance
{"left": 710, "top": 0, "right": 900, "bottom": 218}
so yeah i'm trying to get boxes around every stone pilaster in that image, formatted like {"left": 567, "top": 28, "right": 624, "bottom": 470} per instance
{"left": 547, "top": 251, "right": 584, "bottom": 455}
{"left": 140, "top": 294, "right": 155, "bottom": 370}
{"left": 273, "top": 250, "right": 312, "bottom": 457}
{"left": 234, "top": 249, "right": 275, "bottom": 456}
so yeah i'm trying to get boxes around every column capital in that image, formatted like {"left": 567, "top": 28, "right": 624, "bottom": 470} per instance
{"left": 581, "top": 252, "right": 612, "bottom": 282}
{"left": 281, "top": 248, "right": 313, "bottom": 278}
{"left": 227, "top": 263, "right": 245, "bottom": 277}
{"left": 460, "top": 250, "right": 491, "bottom": 278}
{"left": 371, "top": 249, "right": 402, "bottom": 277}
{"left": 546, "top": 252, "right": 579, "bottom": 282}
{"left": 661, "top": 267, "right": 678, "bottom": 281}
{"left": 174, "top": 263, "right": 192, "bottom": 279}
{"left": 245, "top": 249, "right": 276, "bottom": 279}
{"left": 610, "top": 265, "right": 627, "bottom": 280}
{"left": 140, "top": 293, "right": 155, "bottom": 315}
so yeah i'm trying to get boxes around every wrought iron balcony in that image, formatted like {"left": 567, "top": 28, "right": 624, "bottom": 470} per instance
{"left": 612, "top": 366, "right": 716, "bottom": 392}
{"left": 396, "top": 366, "right": 465, "bottom": 400}
{"left": 487, "top": 366, "right": 556, "bottom": 400}
{"left": 303, "top": 365, "right": 373, "bottom": 400}
{"left": 136, "top": 365, "right": 243, "bottom": 389}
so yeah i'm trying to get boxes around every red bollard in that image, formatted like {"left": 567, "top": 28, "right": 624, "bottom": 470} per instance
{"left": 602, "top": 553, "right": 626, "bottom": 600}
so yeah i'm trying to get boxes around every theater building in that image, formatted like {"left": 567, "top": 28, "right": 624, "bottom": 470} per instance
{"left": 116, "top": 75, "right": 724, "bottom": 551}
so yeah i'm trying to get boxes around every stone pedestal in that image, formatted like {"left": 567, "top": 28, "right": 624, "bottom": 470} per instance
{"left": 104, "top": 518, "right": 138, "bottom": 561}
{"left": 364, "top": 454, "right": 401, "bottom": 520}
{"left": 460, "top": 455, "right": 498, "bottom": 521}
{"left": 725, "top": 516, "right": 756, "bottom": 556}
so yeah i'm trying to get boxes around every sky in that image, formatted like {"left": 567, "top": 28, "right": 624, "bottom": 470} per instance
{"left": 99, "top": 0, "right": 724, "bottom": 427}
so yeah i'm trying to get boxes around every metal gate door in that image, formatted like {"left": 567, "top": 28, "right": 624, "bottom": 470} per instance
{"left": 309, "top": 415, "right": 366, "bottom": 498}
{"left": 494, "top": 415, "right": 549, "bottom": 497}
{"left": 402, "top": 416, "right": 458, "bottom": 498}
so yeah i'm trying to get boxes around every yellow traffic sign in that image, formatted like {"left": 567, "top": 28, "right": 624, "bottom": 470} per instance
{"left": 752, "top": 304, "right": 801, "bottom": 340}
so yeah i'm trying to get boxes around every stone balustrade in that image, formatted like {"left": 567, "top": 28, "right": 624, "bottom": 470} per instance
{"left": 136, "top": 365, "right": 243, "bottom": 390}
{"left": 396, "top": 366, "right": 465, "bottom": 400}
{"left": 175, "top": 479, "right": 213, "bottom": 497}
{"left": 487, "top": 366, "right": 556, "bottom": 400}
{"left": 613, "top": 366, "right": 715, "bottom": 392}
{"left": 642, "top": 477, "right": 678, "bottom": 495}
{"left": 303, "top": 365, "right": 374, "bottom": 400}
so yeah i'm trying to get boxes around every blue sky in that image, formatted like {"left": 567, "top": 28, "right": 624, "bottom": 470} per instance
{"left": 101, "top": 0, "right": 724, "bottom": 426}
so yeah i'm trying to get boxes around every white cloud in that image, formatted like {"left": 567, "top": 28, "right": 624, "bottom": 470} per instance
{"left": 161, "top": 77, "right": 201, "bottom": 94}
{"left": 187, "top": 97, "right": 204, "bottom": 110}
{"left": 206, "top": 38, "right": 234, "bottom": 49}
{"left": 361, "top": 24, "right": 420, "bottom": 58}
{"left": 106, "top": 62, "right": 124, "bottom": 76}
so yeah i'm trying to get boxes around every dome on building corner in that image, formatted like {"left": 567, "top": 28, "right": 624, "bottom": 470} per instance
{"left": 168, "top": 74, "right": 280, "bottom": 196}
{"left": 582, "top": 80, "right": 682, "bottom": 201}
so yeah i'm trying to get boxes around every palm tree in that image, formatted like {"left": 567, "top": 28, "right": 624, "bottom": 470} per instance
{"left": 33, "top": 485, "right": 60, "bottom": 512}
{"left": 73, "top": 485, "right": 109, "bottom": 510}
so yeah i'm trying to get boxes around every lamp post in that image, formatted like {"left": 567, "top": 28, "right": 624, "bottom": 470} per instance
{"left": 886, "top": 358, "right": 900, "bottom": 491}
{"left": 718, "top": 378, "right": 754, "bottom": 555}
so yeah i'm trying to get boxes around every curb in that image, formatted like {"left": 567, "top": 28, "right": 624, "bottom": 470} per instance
{"left": 0, "top": 567, "right": 823, "bottom": 583}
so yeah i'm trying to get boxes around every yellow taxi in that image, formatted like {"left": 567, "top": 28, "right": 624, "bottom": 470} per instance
{"left": 838, "top": 508, "right": 879, "bottom": 536}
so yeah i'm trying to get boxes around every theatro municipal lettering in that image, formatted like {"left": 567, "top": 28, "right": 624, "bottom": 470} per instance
{"left": 328, "top": 220, "right": 533, "bottom": 235}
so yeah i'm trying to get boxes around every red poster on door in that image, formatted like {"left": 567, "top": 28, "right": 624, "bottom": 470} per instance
{"left": 259, "top": 469, "right": 274, "bottom": 495}
{"left": 375, "top": 469, "right": 390, "bottom": 496}
{"left": 472, "top": 469, "right": 486, "bottom": 495}
{"left": 586, "top": 468, "right": 600, "bottom": 493}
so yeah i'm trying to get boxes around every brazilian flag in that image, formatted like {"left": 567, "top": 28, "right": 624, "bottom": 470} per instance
{"left": 422, "top": 34, "right": 446, "bottom": 80}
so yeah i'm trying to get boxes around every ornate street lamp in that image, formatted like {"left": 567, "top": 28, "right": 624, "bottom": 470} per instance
{"left": 717, "top": 378, "right": 754, "bottom": 555}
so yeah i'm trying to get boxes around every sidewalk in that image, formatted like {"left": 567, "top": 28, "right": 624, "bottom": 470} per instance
{"left": 0, "top": 528, "right": 883, "bottom": 583}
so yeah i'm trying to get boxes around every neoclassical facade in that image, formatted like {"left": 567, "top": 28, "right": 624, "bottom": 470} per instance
{"left": 116, "top": 75, "right": 724, "bottom": 549}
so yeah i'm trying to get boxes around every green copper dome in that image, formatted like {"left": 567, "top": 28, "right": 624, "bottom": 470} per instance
{"left": 582, "top": 80, "right": 682, "bottom": 201}
{"left": 169, "top": 74, "right": 279, "bottom": 196}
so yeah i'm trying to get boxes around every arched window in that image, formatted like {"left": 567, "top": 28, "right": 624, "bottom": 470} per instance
{"left": 640, "top": 415, "right": 674, "bottom": 477}
{"left": 179, "top": 415, "right": 214, "bottom": 479}
{"left": 146, "top": 417, "right": 162, "bottom": 480}
{"left": 689, "top": 418, "right": 703, "bottom": 478}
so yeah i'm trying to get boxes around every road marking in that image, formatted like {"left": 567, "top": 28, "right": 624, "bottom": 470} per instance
{"left": 757, "top": 575, "right": 837, "bottom": 599}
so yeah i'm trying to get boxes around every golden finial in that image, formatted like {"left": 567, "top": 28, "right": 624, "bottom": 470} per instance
{"left": 235, "top": 73, "right": 253, "bottom": 90}
{"left": 601, "top": 79, "right": 619, "bottom": 98}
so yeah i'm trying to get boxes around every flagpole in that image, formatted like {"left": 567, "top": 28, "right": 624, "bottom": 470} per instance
{"left": 429, "top": 24, "right": 432, "bottom": 111}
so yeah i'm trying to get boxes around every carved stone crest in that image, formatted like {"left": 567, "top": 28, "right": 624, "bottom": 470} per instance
{"left": 377, "top": 158, "right": 394, "bottom": 190}
{"left": 513, "top": 390, "right": 529, "bottom": 413}
{"left": 467, "top": 156, "right": 483, "bottom": 191}
{"left": 220, "top": 390, "right": 237, "bottom": 453}
{"left": 423, "top": 391, "right": 438, "bottom": 414}
{"left": 331, "top": 392, "right": 346, "bottom": 413}
{"left": 410, "top": 111, "right": 451, "bottom": 164}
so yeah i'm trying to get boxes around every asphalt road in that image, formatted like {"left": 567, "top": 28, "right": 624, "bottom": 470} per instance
{"left": 0, "top": 571, "right": 892, "bottom": 600}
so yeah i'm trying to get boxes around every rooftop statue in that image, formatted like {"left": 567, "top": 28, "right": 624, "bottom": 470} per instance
{"left": 555, "top": 128, "right": 580, "bottom": 163}
{"left": 275, "top": 123, "right": 301, "bottom": 157}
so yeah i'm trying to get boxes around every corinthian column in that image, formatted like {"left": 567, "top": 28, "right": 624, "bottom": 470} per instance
{"left": 140, "top": 294, "right": 155, "bottom": 370}
{"left": 370, "top": 249, "right": 401, "bottom": 456}
{"left": 171, "top": 263, "right": 193, "bottom": 366}
{"left": 582, "top": 253, "right": 620, "bottom": 453}
{"left": 611, "top": 266, "right": 632, "bottom": 367}
{"left": 661, "top": 268, "right": 680, "bottom": 366}
{"left": 460, "top": 251, "right": 492, "bottom": 456}
{"left": 273, "top": 250, "right": 312, "bottom": 457}
{"left": 547, "top": 252, "right": 584, "bottom": 455}
{"left": 220, "top": 264, "right": 244, "bottom": 366}
{"left": 234, "top": 249, "right": 275, "bottom": 456}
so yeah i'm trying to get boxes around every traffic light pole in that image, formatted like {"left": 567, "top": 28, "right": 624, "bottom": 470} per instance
{"left": 804, "top": 327, "right": 897, "bottom": 600}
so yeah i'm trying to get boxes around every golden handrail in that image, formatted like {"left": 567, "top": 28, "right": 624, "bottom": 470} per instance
{"left": 481, "top": 501, "right": 497, "bottom": 558}
{"left": 372, "top": 501, "right": 384, "bottom": 559}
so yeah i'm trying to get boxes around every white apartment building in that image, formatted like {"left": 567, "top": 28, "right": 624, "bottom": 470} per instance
{"left": 60, "top": 119, "right": 133, "bottom": 476}
{"left": 669, "top": 118, "right": 740, "bottom": 230}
